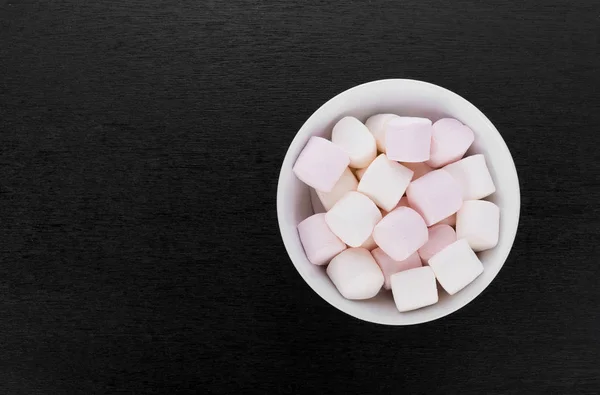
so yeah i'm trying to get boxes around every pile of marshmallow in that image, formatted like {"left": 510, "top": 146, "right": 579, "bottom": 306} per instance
{"left": 293, "top": 115, "right": 500, "bottom": 312}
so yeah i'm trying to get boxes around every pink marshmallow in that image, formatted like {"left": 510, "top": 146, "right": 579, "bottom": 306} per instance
{"left": 385, "top": 121, "right": 432, "bottom": 162}
{"left": 293, "top": 136, "right": 350, "bottom": 192}
{"left": 297, "top": 213, "right": 346, "bottom": 265}
{"left": 372, "top": 248, "right": 422, "bottom": 290}
{"left": 373, "top": 206, "right": 428, "bottom": 261}
{"left": 418, "top": 224, "right": 457, "bottom": 263}
{"left": 426, "top": 118, "right": 475, "bottom": 168}
{"left": 366, "top": 115, "right": 432, "bottom": 153}
{"left": 406, "top": 169, "right": 463, "bottom": 226}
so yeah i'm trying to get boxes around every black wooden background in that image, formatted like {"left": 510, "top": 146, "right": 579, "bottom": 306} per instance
{"left": 1, "top": 1, "right": 599, "bottom": 394}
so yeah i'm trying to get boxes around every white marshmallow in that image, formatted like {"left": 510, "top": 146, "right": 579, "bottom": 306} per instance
{"left": 325, "top": 191, "right": 382, "bottom": 247}
{"left": 357, "top": 154, "right": 413, "bottom": 212}
{"left": 456, "top": 200, "right": 500, "bottom": 252}
{"left": 331, "top": 117, "right": 377, "bottom": 169}
{"left": 311, "top": 186, "right": 377, "bottom": 251}
{"left": 391, "top": 267, "right": 438, "bottom": 312}
{"left": 327, "top": 248, "right": 384, "bottom": 300}
{"left": 428, "top": 239, "right": 484, "bottom": 295}
{"left": 443, "top": 154, "right": 496, "bottom": 200}
{"left": 316, "top": 168, "right": 358, "bottom": 211}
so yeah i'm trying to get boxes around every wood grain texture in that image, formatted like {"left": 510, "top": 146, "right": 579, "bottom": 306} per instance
{"left": 1, "top": 0, "right": 599, "bottom": 393}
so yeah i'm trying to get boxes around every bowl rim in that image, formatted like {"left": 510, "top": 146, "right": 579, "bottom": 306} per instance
{"left": 276, "top": 78, "right": 521, "bottom": 325}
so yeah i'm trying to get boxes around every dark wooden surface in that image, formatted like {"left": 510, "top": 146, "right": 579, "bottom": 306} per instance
{"left": 1, "top": 1, "right": 600, "bottom": 393}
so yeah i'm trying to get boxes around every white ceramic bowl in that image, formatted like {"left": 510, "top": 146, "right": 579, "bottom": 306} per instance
{"left": 277, "top": 79, "right": 520, "bottom": 325}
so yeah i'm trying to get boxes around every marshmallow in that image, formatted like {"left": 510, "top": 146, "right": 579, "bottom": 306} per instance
{"left": 456, "top": 200, "right": 500, "bottom": 252}
{"left": 418, "top": 224, "right": 457, "bottom": 263}
{"left": 365, "top": 114, "right": 431, "bottom": 153}
{"left": 406, "top": 169, "right": 463, "bottom": 226}
{"left": 428, "top": 239, "right": 483, "bottom": 295}
{"left": 331, "top": 117, "right": 377, "bottom": 169}
{"left": 293, "top": 136, "right": 350, "bottom": 192}
{"left": 355, "top": 167, "right": 366, "bottom": 180}
{"left": 297, "top": 214, "right": 347, "bottom": 265}
{"left": 434, "top": 213, "right": 456, "bottom": 227}
{"left": 426, "top": 118, "right": 475, "bottom": 168}
{"left": 401, "top": 162, "right": 433, "bottom": 180}
{"left": 372, "top": 249, "right": 422, "bottom": 290}
{"left": 365, "top": 114, "right": 397, "bottom": 152}
{"left": 327, "top": 248, "right": 384, "bottom": 299}
{"left": 325, "top": 191, "right": 382, "bottom": 247}
{"left": 443, "top": 154, "right": 496, "bottom": 200}
{"left": 391, "top": 267, "right": 438, "bottom": 312}
{"left": 313, "top": 183, "right": 377, "bottom": 250}
{"left": 385, "top": 121, "right": 432, "bottom": 162}
{"left": 316, "top": 168, "right": 358, "bottom": 211}
{"left": 373, "top": 206, "right": 428, "bottom": 261}
{"left": 357, "top": 154, "right": 413, "bottom": 212}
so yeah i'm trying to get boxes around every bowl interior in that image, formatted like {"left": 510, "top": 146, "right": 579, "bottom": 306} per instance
{"left": 277, "top": 79, "right": 520, "bottom": 325}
